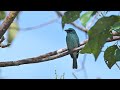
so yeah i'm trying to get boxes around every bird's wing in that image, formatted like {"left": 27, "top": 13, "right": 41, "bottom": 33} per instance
{"left": 66, "top": 34, "right": 80, "bottom": 59}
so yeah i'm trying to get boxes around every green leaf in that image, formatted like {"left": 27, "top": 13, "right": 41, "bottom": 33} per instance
{"left": 62, "top": 11, "right": 81, "bottom": 29}
{"left": 0, "top": 11, "right": 6, "bottom": 20}
{"left": 91, "top": 11, "right": 97, "bottom": 16}
{"left": 115, "top": 48, "right": 120, "bottom": 61}
{"left": 7, "top": 22, "right": 19, "bottom": 44}
{"left": 80, "top": 15, "right": 120, "bottom": 60}
{"left": 104, "top": 45, "right": 120, "bottom": 69}
{"left": 80, "top": 11, "right": 97, "bottom": 26}
{"left": 110, "top": 22, "right": 120, "bottom": 32}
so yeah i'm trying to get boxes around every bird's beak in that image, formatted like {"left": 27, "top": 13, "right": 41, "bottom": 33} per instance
{"left": 65, "top": 30, "right": 67, "bottom": 32}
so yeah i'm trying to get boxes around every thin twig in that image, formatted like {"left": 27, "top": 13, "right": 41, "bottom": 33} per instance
{"left": 82, "top": 54, "right": 88, "bottom": 79}
{"left": 115, "top": 63, "right": 120, "bottom": 70}
{"left": 72, "top": 73, "right": 78, "bottom": 79}
{"left": 20, "top": 18, "right": 59, "bottom": 31}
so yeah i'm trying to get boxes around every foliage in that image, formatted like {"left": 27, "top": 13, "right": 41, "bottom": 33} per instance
{"left": 81, "top": 15, "right": 120, "bottom": 60}
{"left": 62, "top": 11, "right": 120, "bottom": 69}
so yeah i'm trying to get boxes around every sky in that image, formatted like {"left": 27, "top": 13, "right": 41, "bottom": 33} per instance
{"left": 0, "top": 11, "right": 120, "bottom": 79}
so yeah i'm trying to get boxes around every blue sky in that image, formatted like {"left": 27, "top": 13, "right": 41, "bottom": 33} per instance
{"left": 0, "top": 11, "right": 120, "bottom": 79}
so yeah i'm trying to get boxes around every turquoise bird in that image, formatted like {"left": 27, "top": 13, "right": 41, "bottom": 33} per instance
{"left": 65, "top": 28, "right": 80, "bottom": 69}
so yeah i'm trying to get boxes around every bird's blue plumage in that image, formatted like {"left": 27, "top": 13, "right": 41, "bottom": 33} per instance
{"left": 65, "top": 28, "right": 80, "bottom": 69}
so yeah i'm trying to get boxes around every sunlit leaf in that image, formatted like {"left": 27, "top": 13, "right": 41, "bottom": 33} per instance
{"left": 80, "top": 11, "right": 97, "bottom": 26}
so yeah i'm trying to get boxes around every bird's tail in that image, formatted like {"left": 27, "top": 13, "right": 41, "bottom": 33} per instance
{"left": 73, "top": 58, "right": 77, "bottom": 69}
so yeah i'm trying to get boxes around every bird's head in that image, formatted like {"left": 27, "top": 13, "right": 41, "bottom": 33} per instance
{"left": 65, "top": 28, "right": 76, "bottom": 34}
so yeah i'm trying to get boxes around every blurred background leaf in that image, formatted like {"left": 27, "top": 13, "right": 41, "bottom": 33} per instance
{"left": 0, "top": 11, "right": 6, "bottom": 20}
{"left": 7, "top": 22, "right": 19, "bottom": 45}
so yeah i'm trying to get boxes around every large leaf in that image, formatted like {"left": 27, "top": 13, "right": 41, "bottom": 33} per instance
{"left": 7, "top": 22, "right": 19, "bottom": 44}
{"left": 104, "top": 45, "right": 120, "bottom": 69}
{"left": 0, "top": 11, "right": 6, "bottom": 20}
{"left": 80, "top": 15, "right": 120, "bottom": 60}
{"left": 62, "top": 11, "right": 81, "bottom": 28}
{"left": 80, "top": 11, "right": 97, "bottom": 27}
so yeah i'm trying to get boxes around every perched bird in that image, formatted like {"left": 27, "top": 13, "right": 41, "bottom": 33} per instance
{"left": 65, "top": 28, "right": 80, "bottom": 69}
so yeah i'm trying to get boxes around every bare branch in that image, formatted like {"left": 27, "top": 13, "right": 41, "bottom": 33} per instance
{"left": 0, "top": 45, "right": 84, "bottom": 67}
{"left": 0, "top": 11, "right": 19, "bottom": 39}
{"left": 107, "top": 36, "right": 120, "bottom": 42}
{"left": 0, "top": 36, "right": 120, "bottom": 67}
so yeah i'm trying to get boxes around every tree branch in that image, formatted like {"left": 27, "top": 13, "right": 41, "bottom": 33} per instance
{"left": 0, "top": 36, "right": 120, "bottom": 67}
{"left": 0, "top": 11, "right": 19, "bottom": 39}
